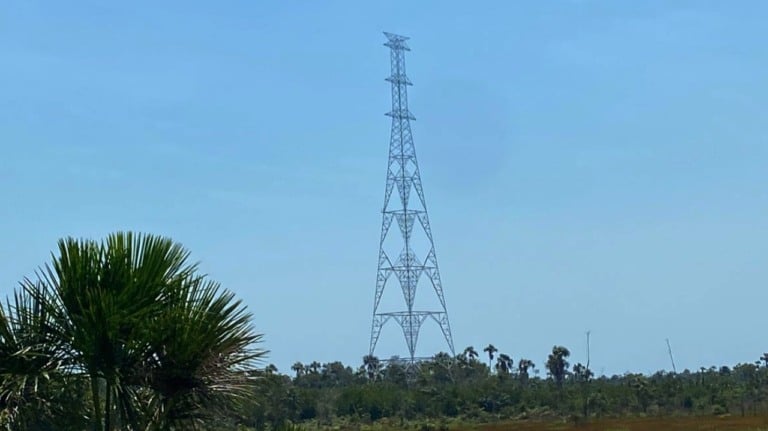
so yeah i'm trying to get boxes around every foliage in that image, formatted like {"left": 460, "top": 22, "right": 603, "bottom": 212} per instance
{"left": 0, "top": 232, "right": 265, "bottom": 430}
{"left": 238, "top": 348, "right": 768, "bottom": 430}
{"left": 546, "top": 346, "right": 570, "bottom": 389}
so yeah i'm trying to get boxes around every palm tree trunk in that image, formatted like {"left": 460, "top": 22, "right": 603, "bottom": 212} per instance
{"left": 104, "top": 380, "right": 111, "bottom": 431}
{"left": 164, "top": 398, "right": 174, "bottom": 431}
{"left": 91, "top": 376, "right": 102, "bottom": 431}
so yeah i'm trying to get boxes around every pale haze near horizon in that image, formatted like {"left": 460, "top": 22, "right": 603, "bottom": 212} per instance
{"left": 2, "top": 1, "right": 768, "bottom": 376}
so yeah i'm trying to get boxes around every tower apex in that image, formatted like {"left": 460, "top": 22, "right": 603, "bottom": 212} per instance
{"left": 383, "top": 32, "right": 411, "bottom": 50}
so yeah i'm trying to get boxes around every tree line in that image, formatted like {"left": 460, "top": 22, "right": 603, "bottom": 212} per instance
{"left": 238, "top": 347, "right": 768, "bottom": 430}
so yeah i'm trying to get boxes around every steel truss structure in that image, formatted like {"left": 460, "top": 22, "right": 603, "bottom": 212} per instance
{"left": 369, "top": 32, "right": 455, "bottom": 363}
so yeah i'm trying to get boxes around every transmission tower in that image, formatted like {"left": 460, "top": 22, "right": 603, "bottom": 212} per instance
{"left": 369, "top": 32, "right": 455, "bottom": 364}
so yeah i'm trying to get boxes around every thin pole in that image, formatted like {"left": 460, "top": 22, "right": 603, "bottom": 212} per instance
{"left": 586, "top": 330, "right": 591, "bottom": 371}
{"left": 666, "top": 338, "right": 677, "bottom": 373}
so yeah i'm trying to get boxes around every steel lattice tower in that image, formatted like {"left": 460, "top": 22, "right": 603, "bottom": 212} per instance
{"left": 369, "top": 32, "right": 455, "bottom": 363}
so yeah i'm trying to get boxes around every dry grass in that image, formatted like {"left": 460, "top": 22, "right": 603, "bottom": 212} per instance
{"left": 471, "top": 416, "right": 768, "bottom": 431}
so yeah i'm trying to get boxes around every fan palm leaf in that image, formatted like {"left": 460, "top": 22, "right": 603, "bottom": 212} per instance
{"left": 143, "top": 277, "right": 264, "bottom": 430}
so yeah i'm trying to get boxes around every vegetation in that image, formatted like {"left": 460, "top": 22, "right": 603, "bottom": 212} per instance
{"left": 2, "top": 232, "right": 768, "bottom": 431}
{"left": 238, "top": 348, "right": 768, "bottom": 430}
{"left": 0, "top": 232, "right": 265, "bottom": 430}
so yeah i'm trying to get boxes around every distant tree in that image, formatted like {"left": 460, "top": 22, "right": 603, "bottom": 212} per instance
{"left": 433, "top": 352, "right": 454, "bottom": 368}
{"left": 629, "top": 375, "right": 653, "bottom": 413}
{"left": 381, "top": 359, "right": 407, "bottom": 386}
{"left": 573, "top": 363, "right": 593, "bottom": 383}
{"left": 362, "top": 355, "right": 381, "bottom": 381}
{"left": 429, "top": 352, "right": 456, "bottom": 384}
{"left": 495, "top": 354, "right": 513, "bottom": 375}
{"left": 321, "top": 361, "right": 356, "bottom": 387}
{"left": 483, "top": 344, "right": 498, "bottom": 372}
{"left": 292, "top": 362, "right": 305, "bottom": 378}
{"left": 546, "top": 345, "right": 570, "bottom": 389}
{"left": 309, "top": 361, "right": 321, "bottom": 374}
{"left": 518, "top": 358, "right": 535, "bottom": 385}
{"left": 463, "top": 346, "right": 479, "bottom": 363}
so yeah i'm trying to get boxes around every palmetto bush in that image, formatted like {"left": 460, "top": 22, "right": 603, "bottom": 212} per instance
{"left": 0, "top": 232, "right": 265, "bottom": 431}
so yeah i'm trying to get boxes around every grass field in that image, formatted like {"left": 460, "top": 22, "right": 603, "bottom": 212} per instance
{"left": 470, "top": 416, "right": 768, "bottom": 431}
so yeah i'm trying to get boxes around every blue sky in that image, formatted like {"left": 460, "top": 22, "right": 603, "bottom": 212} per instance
{"left": 2, "top": 0, "right": 768, "bottom": 375}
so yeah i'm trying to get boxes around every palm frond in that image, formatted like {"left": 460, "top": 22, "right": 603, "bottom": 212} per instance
{"left": 144, "top": 277, "right": 266, "bottom": 429}
{"left": 2, "top": 231, "right": 266, "bottom": 431}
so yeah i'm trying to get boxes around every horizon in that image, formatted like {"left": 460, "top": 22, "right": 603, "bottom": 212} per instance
{"left": 2, "top": 1, "right": 768, "bottom": 376}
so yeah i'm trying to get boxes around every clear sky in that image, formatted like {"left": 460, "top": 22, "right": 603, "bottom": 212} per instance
{"left": 2, "top": 0, "right": 768, "bottom": 376}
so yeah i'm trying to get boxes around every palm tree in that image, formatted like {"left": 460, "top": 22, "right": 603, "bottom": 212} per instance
{"left": 573, "top": 362, "right": 593, "bottom": 382}
{"left": 463, "top": 346, "right": 479, "bottom": 363}
{"left": 518, "top": 358, "right": 535, "bottom": 385}
{"left": 362, "top": 355, "right": 381, "bottom": 381}
{"left": 1, "top": 232, "right": 265, "bottom": 431}
{"left": 495, "top": 354, "right": 513, "bottom": 375}
{"left": 30, "top": 233, "right": 181, "bottom": 430}
{"left": 483, "top": 344, "right": 498, "bottom": 372}
{"left": 546, "top": 345, "right": 571, "bottom": 389}
{"left": 291, "top": 362, "right": 305, "bottom": 378}
{"left": 309, "top": 361, "right": 321, "bottom": 374}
